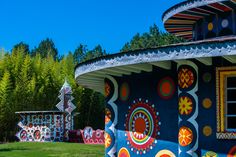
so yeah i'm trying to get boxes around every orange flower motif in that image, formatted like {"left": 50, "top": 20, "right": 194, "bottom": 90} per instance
{"left": 105, "top": 132, "right": 111, "bottom": 148}
{"left": 178, "top": 126, "right": 193, "bottom": 147}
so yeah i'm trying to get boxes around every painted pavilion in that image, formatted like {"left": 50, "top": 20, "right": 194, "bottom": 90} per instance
{"left": 75, "top": 0, "right": 236, "bottom": 156}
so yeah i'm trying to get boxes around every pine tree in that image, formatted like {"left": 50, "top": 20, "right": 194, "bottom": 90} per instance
{"left": 31, "top": 38, "right": 58, "bottom": 60}
{"left": 0, "top": 71, "right": 13, "bottom": 141}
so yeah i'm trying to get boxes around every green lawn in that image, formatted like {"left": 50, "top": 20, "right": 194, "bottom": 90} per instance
{"left": 0, "top": 142, "right": 104, "bottom": 157}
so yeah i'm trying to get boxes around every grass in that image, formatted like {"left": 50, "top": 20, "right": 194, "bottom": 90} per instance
{"left": 0, "top": 142, "right": 104, "bottom": 157}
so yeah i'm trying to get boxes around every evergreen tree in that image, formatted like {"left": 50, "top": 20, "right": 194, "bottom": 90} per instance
{"left": 0, "top": 71, "right": 13, "bottom": 141}
{"left": 73, "top": 44, "right": 87, "bottom": 64}
{"left": 12, "top": 42, "right": 30, "bottom": 55}
{"left": 121, "top": 24, "right": 185, "bottom": 52}
{"left": 31, "top": 38, "right": 58, "bottom": 60}
{"left": 83, "top": 45, "right": 106, "bottom": 61}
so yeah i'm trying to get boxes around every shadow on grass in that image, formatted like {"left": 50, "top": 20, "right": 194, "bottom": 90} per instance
{"left": 0, "top": 148, "right": 28, "bottom": 152}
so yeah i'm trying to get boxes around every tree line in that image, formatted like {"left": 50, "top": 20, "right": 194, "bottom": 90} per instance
{"left": 0, "top": 39, "right": 106, "bottom": 141}
{"left": 0, "top": 24, "right": 184, "bottom": 142}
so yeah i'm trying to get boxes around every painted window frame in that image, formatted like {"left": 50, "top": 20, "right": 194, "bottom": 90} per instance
{"left": 216, "top": 67, "right": 236, "bottom": 139}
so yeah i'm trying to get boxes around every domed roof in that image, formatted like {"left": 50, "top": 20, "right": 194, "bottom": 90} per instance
{"left": 163, "top": 0, "right": 236, "bottom": 40}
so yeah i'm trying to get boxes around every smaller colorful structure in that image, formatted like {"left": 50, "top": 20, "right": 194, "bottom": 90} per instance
{"left": 81, "top": 126, "right": 105, "bottom": 144}
{"left": 68, "top": 126, "right": 105, "bottom": 144}
{"left": 15, "top": 111, "right": 65, "bottom": 142}
{"left": 56, "top": 80, "right": 76, "bottom": 140}
{"left": 16, "top": 81, "right": 77, "bottom": 142}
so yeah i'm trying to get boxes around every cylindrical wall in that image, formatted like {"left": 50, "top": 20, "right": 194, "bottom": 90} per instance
{"left": 177, "top": 61, "right": 199, "bottom": 157}
{"left": 105, "top": 77, "right": 118, "bottom": 157}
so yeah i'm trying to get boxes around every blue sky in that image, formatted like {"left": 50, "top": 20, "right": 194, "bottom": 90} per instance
{"left": 0, "top": 0, "right": 183, "bottom": 55}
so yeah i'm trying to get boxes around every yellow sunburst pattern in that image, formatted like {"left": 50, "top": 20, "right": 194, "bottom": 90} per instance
{"left": 179, "top": 96, "right": 193, "bottom": 115}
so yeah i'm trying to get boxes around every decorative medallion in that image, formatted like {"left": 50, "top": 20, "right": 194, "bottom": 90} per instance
{"left": 208, "top": 22, "right": 213, "bottom": 31}
{"left": 29, "top": 123, "right": 33, "bottom": 128}
{"left": 222, "top": 19, "right": 229, "bottom": 28}
{"left": 118, "top": 147, "right": 130, "bottom": 157}
{"left": 203, "top": 72, "right": 212, "bottom": 83}
{"left": 155, "top": 150, "right": 176, "bottom": 157}
{"left": 179, "top": 96, "right": 193, "bottom": 115}
{"left": 105, "top": 82, "right": 111, "bottom": 97}
{"left": 83, "top": 126, "right": 93, "bottom": 139}
{"left": 34, "top": 130, "right": 41, "bottom": 140}
{"left": 203, "top": 126, "right": 212, "bottom": 137}
{"left": 120, "top": 82, "right": 130, "bottom": 101}
{"left": 228, "top": 146, "right": 236, "bottom": 157}
{"left": 178, "top": 67, "right": 195, "bottom": 89}
{"left": 125, "top": 99, "right": 160, "bottom": 154}
{"left": 105, "top": 132, "right": 112, "bottom": 148}
{"left": 105, "top": 108, "right": 111, "bottom": 124}
{"left": 95, "top": 129, "right": 102, "bottom": 138}
{"left": 20, "top": 130, "right": 27, "bottom": 141}
{"left": 158, "top": 77, "right": 175, "bottom": 99}
{"left": 202, "top": 98, "right": 212, "bottom": 109}
{"left": 178, "top": 126, "right": 193, "bottom": 147}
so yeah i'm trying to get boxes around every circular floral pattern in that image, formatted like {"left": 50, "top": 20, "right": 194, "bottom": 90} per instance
{"left": 155, "top": 150, "right": 176, "bottom": 157}
{"left": 208, "top": 22, "right": 213, "bottom": 31}
{"left": 178, "top": 67, "right": 195, "bottom": 89}
{"left": 203, "top": 126, "right": 212, "bottom": 137}
{"left": 120, "top": 82, "right": 130, "bottom": 101}
{"left": 227, "top": 146, "right": 236, "bottom": 157}
{"left": 105, "top": 132, "right": 112, "bottom": 148}
{"left": 125, "top": 99, "right": 160, "bottom": 154}
{"left": 179, "top": 96, "right": 193, "bottom": 115}
{"left": 158, "top": 77, "right": 175, "bottom": 99}
{"left": 105, "top": 108, "right": 111, "bottom": 124}
{"left": 118, "top": 147, "right": 130, "bottom": 157}
{"left": 178, "top": 126, "right": 193, "bottom": 147}
{"left": 202, "top": 98, "right": 212, "bottom": 109}
{"left": 222, "top": 19, "right": 229, "bottom": 28}
{"left": 105, "top": 82, "right": 111, "bottom": 97}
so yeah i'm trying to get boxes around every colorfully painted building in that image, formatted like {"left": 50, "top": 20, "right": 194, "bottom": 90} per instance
{"left": 15, "top": 111, "right": 66, "bottom": 142}
{"left": 15, "top": 81, "right": 76, "bottom": 142}
{"left": 75, "top": 0, "right": 236, "bottom": 156}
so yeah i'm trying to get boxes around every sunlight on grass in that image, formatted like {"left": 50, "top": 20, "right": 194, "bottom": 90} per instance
{"left": 0, "top": 142, "right": 104, "bottom": 157}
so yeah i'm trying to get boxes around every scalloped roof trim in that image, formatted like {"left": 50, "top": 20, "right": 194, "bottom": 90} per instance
{"left": 75, "top": 37, "right": 236, "bottom": 79}
{"left": 162, "top": 0, "right": 226, "bottom": 22}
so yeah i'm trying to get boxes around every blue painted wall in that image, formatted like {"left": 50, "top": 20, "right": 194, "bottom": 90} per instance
{"left": 105, "top": 58, "right": 236, "bottom": 157}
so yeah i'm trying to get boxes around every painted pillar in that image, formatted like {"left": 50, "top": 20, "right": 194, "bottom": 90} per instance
{"left": 56, "top": 81, "right": 76, "bottom": 141}
{"left": 177, "top": 61, "right": 199, "bottom": 157}
{"left": 105, "top": 76, "right": 118, "bottom": 157}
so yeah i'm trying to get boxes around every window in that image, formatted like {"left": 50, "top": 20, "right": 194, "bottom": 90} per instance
{"left": 226, "top": 77, "right": 236, "bottom": 131}
{"left": 216, "top": 67, "right": 236, "bottom": 139}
